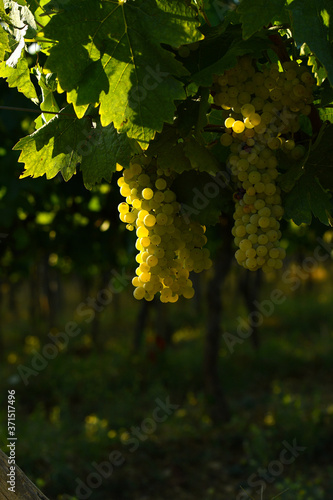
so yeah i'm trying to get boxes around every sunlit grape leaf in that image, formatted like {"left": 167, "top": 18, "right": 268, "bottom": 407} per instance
{"left": 14, "top": 106, "right": 133, "bottom": 189}
{"left": 307, "top": 52, "right": 328, "bottom": 86}
{"left": 238, "top": 0, "right": 287, "bottom": 40}
{"left": 284, "top": 172, "right": 332, "bottom": 225}
{"left": 0, "top": 48, "right": 37, "bottom": 99}
{"left": 318, "top": 107, "right": 333, "bottom": 124}
{"left": 35, "top": 70, "right": 59, "bottom": 123}
{"left": 42, "top": 0, "right": 202, "bottom": 147}
{"left": 0, "top": 25, "right": 9, "bottom": 61}
{"left": 288, "top": 0, "right": 333, "bottom": 86}
{"left": 0, "top": 1, "right": 12, "bottom": 25}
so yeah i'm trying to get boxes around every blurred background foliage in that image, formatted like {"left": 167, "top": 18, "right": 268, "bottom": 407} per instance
{"left": 1, "top": 81, "right": 333, "bottom": 500}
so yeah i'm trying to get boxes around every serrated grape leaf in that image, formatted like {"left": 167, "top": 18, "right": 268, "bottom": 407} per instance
{"left": 238, "top": 0, "right": 287, "bottom": 40}
{"left": 318, "top": 107, "right": 333, "bottom": 124}
{"left": 13, "top": 106, "right": 133, "bottom": 189}
{"left": 192, "top": 33, "right": 269, "bottom": 86}
{"left": 0, "top": 48, "right": 37, "bottom": 99}
{"left": 42, "top": 0, "right": 202, "bottom": 147}
{"left": 284, "top": 172, "right": 332, "bottom": 225}
{"left": 288, "top": 0, "right": 333, "bottom": 86}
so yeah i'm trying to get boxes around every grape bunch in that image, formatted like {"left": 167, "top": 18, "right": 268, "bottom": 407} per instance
{"left": 117, "top": 156, "right": 212, "bottom": 302}
{"left": 213, "top": 56, "right": 315, "bottom": 272}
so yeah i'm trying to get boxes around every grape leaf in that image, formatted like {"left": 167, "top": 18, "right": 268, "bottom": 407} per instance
{"left": 237, "top": 0, "right": 287, "bottom": 40}
{"left": 158, "top": 142, "right": 193, "bottom": 174}
{"left": 318, "top": 107, "right": 333, "bottom": 124}
{"left": 147, "top": 127, "right": 193, "bottom": 174}
{"left": 0, "top": 48, "right": 37, "bottom": 99}
{"left": 13, "top": 106, "right": 133, "bottom": 189}
{"left": 305, "top": 124, "right": 333, "bottom": 190}
{"left": 172, "top": 170, "right": 231, "bottom": 226}
{"left": 284, "top": 172, "right": 332, "bottom": 225}
{"left": 35, "top": 70, "right": 59, "bottom": 123}
{"left": 288, "top": 0, "right": 333, "bottom": 86}
{"left": 319, "top": 79, "right": 333, "bottom": 107}
{"left": 147, "top": 125, "right": 219, "bottom": 175}
{"left": 42, "top": 0, "right": 202, "bottom": 147}
{"left": 192, "top": 33, "right": 268, "bottom": 86}
{"left": 277, "top": 152, "right": 305, "bottom": 193}
{"left": 24, "top": 0, "right": 40, "bottom": 13}
{"left": 7, "top": 0, "right": 37, "bottom": 37}
{"left": 304, "top": 48, "right": 328, "bottom": 86}
{"left": 0, "top": 1, "right": 12, "bottom": 25}
{"left": 183, "top": 138, "right": 219, "bottom": 173}
{"left": 0, "top": 25, "right": 9, "bottom": 61}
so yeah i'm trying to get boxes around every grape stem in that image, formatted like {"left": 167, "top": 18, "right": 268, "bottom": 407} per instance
{"left": 203, "top": 124, "right": 225, "bottom": 132}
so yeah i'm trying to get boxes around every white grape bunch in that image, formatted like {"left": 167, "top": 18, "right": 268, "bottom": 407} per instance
{"left": 214, "top": 56, "right": 314, "bottom": 272}
{"left": 117, "top": 156, "right": 212, "bottom": 302}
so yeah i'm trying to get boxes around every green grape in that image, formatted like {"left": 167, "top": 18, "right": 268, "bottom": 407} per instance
{"left": 142, "top": 188, "right": 154, "bottom": 200}
{"left": 117, "top": 156, "right": 212, "bottom": 302}
{"left": 133, "top": 287, "right": 146, "bottom": 300}
{"left": 232, "top": 121, "right": 245, "bottom": 134}
{"left": 216, "top": 56, "right": 315, "bottom": 271}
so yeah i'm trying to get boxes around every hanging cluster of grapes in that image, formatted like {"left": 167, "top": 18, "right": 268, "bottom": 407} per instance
{"left": 213, "top": 56, "right": 315, "bottom": 272}
{"left": 117, "top": 157, "right": 212, "bottom": 302}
